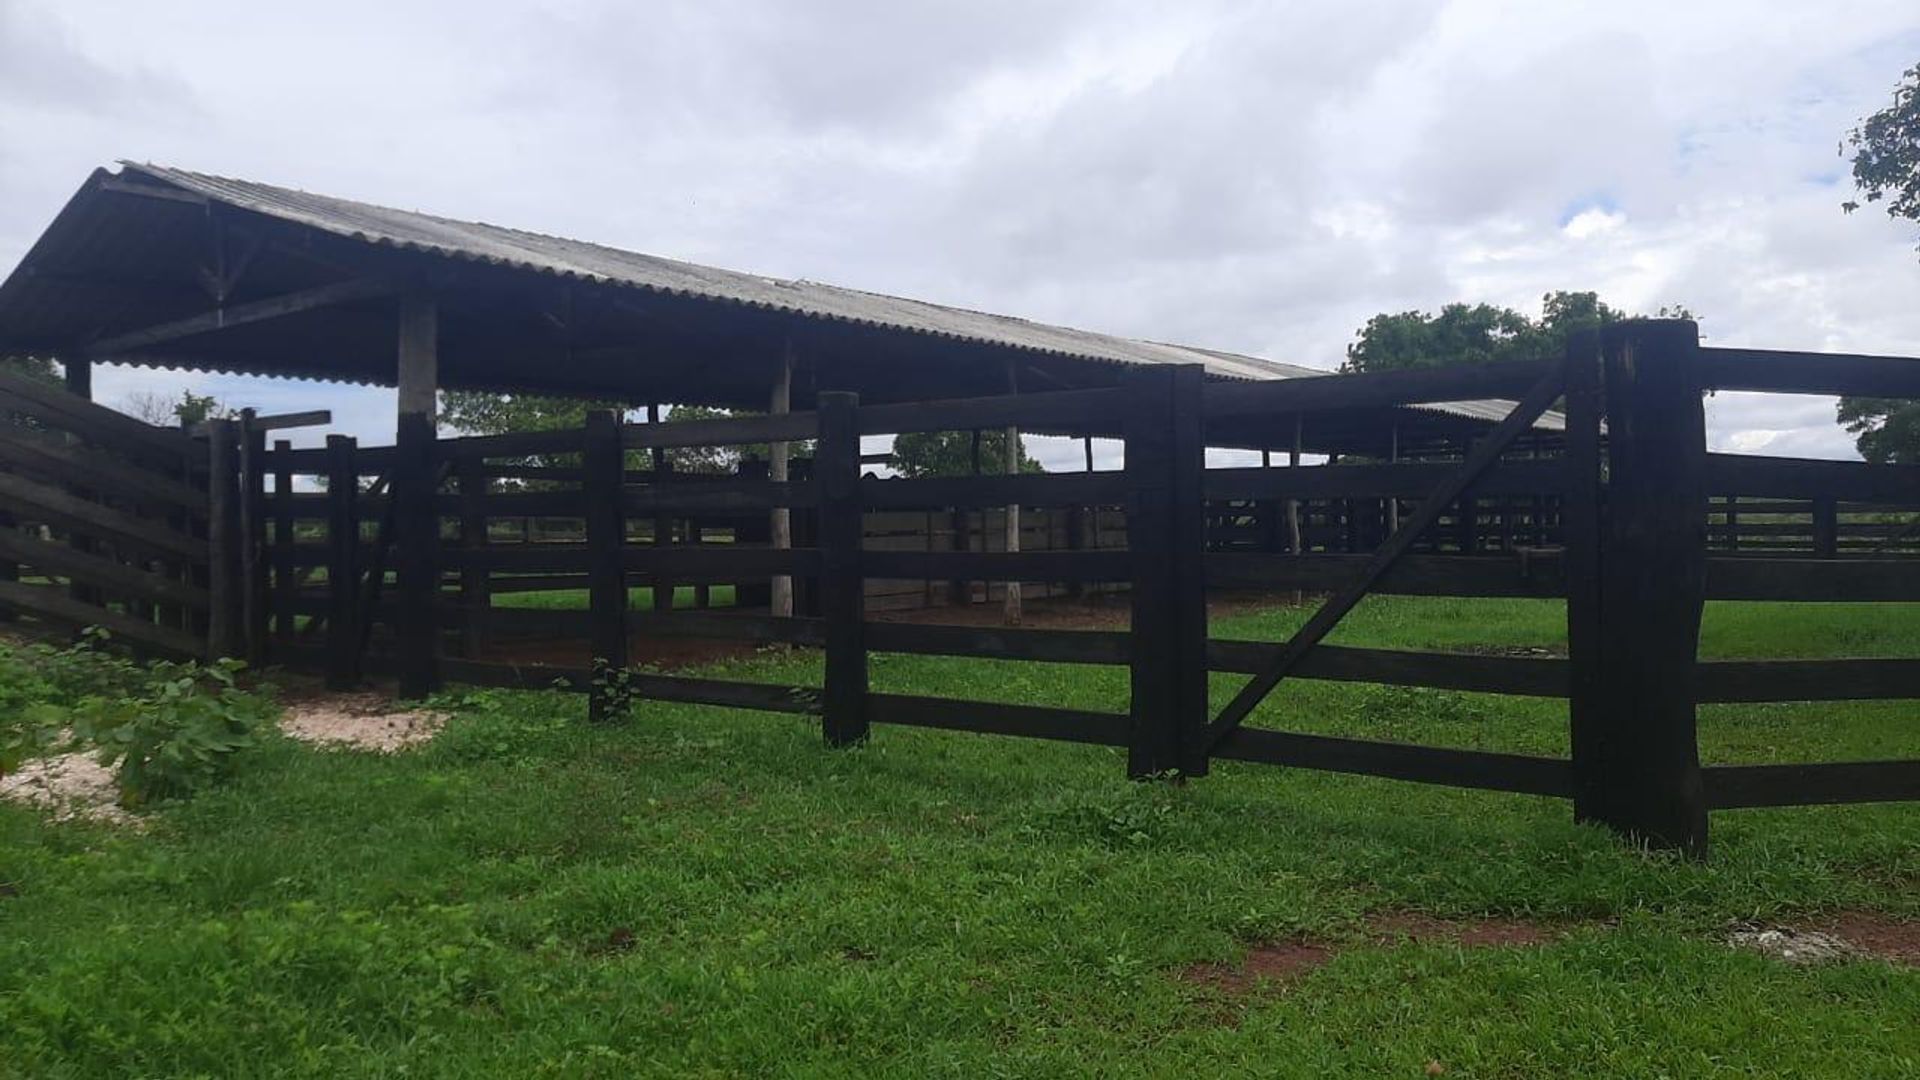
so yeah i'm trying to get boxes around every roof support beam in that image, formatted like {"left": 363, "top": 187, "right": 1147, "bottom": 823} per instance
{"left": 83, "top": 277, "right": 401, "bottom": 358}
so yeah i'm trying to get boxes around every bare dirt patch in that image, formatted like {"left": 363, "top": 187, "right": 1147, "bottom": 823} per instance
{"left": 279, "top": 692, "right": 447, "bottom": 752}
{"left": 0, "top": 750, "right": 135, "bottom": 827}
{"left": 1728, "top": 913, "right": 1920, "bottom": 968}
{"left": 1181, "top": 939, "right": 1335, "bottom": 994}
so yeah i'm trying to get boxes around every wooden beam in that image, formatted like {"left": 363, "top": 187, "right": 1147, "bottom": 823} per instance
{"left": 1203, "top": 366, "right": 1567, "bottom": 750}
{"left": 770, "top": 342, "right": 794, "bottom": 619}
{"left": 84, "top": 277, "right": 400, "bottom": 358}
{"left": 1003, "top": 358, "right": 1022, "bottom": 626}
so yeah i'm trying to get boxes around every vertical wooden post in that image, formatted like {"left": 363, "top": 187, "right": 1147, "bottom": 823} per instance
{"left": 1004, "top": 360, "right": 1023, "bottom": 625}
{"left": 393, "top": 412, "right": 439, "bottom": 699}
{"left": 1585, "top": 319, "right": 1710, "bottom": 857}
{"left": 237, "top": 410, "right": 270, "bottom": 664}
{"left": 1724, "top": 496, "right": 1740, "bottom": 553}
{"left": 205, "top": 418, "right": 241, "bottom": 660}
{"left": 456, "top": 455, "right": 490, "bottom": 657}
{"left": 272, "top": 439, "right": 296, "bottom": 653}
{"left": 1123, "top": 366, "right": 1207, "bottom": 778}
{"left": 394, "top": 294, "right": 439, "bottom": 699}
{"left": 1562, "top": 330, "right": 1606, "bottom": 825}
{"left": 769, "top": 346, "right": 794, "bottom": 618}
{"left": 1287, "top": 416, "right": 1303, "bottom": 553}
{"left": 1812, "top": 495, "right": 1838, "bottom": 558}
{"left": 817, "top": 391, "right": 867, "bottom": 747}
{"left": 647, "top": 403, "right": 675, "bottom": 615}
{"left": 585, "top": 410, "right": 629, "bottom": 721}
{"left": 325, "top": 435, "right": 361, "bottom": 689}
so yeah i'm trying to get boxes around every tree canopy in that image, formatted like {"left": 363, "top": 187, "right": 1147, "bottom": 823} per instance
{"left": 1343, "top": 291, "right": 1687, "bottom": 375}
{"left": 1837, "top": 63, "right": 1920, "bottom": 463}
{"left": 438, "top": 391, "right": 806, "bottom": 474}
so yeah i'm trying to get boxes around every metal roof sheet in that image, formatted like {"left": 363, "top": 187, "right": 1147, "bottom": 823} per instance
{"left": 9, "top": 163, "right": 1560, "bottom": 431}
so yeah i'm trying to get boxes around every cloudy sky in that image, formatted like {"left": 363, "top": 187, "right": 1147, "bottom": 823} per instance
{"left": 2, "top": 0, "right": 1918, "bottom": 464}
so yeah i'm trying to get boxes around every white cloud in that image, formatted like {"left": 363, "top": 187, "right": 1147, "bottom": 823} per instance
{"left": 1, "top": 0, "right": 1917, "bottom": 460}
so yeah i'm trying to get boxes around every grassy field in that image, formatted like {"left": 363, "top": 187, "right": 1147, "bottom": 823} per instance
{"left": 1, "top": 596, "right": 1915, "bottom": 1077}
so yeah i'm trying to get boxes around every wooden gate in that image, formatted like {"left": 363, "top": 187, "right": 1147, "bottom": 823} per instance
{"left": 0, "top": 370, "right": 211, "bottom": 656}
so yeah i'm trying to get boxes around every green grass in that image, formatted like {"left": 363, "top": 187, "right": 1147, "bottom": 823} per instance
{"left": 1, "top": 597, "right": 1915, "bottom": 1077}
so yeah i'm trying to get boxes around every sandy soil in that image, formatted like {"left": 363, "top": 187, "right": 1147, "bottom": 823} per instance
{"left": 0, "top": 751, "right": 136, "bottom": 827}
{"left": 278, "top": 692, "right": 447, "bottom": 752}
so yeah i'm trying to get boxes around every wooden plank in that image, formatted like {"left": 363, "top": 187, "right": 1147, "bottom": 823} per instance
{"left": 0, "top": 527, "right": 209, "bottom": 610}
{"left": 1703, "top": 760, "right": 1919, "bottom": 809}
{"left": 1704, "top": 453, "right": 1920, "bottom": 502}
{"left": 861, "top": 549, "right": 1130, "bottom": 583}
{"left": 0, "top": 579, "right": 202, "bottom": 657}
{"left": 1169, "top": 366, "right": 1210, "bottom": 775}
{"left": 1207, "top": 640, "right": 1570, "bottom": 696}
{"left": 856, "top": 387, "right": 1128, "bottom": 437}
{"left": 1206, "top": 459, "right": 1567, "bottom": 501}
{"left": 872, "top": 622, "right": 1128, "bottom": 664}
{"left": 622, "top": 410, "right": 817, "bottom": 450}
{"left": 1696, "top": 658, "right": 1920, "bottom": 702}
{"left": 1204, "top": 365, "right": 1569, "bottom": 750}
{"left": 0, "top": 369, "right": 195, "bottom": 463}
{"left": 0, "top": 472, "right": 203, "bottom": 561}
{"left": 864, "top": 693, "right": 1129, "bottom": 746}
{"left": 272, "top": 440, "right": 298, "bottom": 650}
{"left": 435, "top": 428, "right": 584, "bottom": 459}
{"left": 624, "top": 482, "right": 818, "bottom": 514}
{"left": 817, "top": 391, "right": 868, "bottom": 747}
{"left": 1212, "top": 727, "right": 1574, "bottom": 798}
{"left": 622, "top": 546, "right": 819, "bottom": 579}
{"left": 85, "top": 277, "right": 400, "bottom": 357}
{"left": 861, "top": 470, "right": 1126, "bottom": 510}
{"left": 1699, "top": 347, "right": 1920, "bottom": 398}
{"left": 1704, "top": 558, "right": 1920, "bottom": 601}
{"left": 204, "top": 418, "right": 240, "bottom": 659}
{"left": 1201, "top": 359, "right": 1557, "bottom": 419}
{"left": 192, "top": 409, "right": 331, "bottom": 435}
{"left": 630, "top": 611, "right": 826, "bottom": 645}
{"left": 0, "top": 427, "right": 208, "bottom": 512}
{"left": 584, "top": 411, "right": 628, "bottom": 720}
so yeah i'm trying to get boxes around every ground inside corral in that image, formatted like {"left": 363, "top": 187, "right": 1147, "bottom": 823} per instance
{"left": 1, "top": 594, "right": 1915, "bottom": 1077}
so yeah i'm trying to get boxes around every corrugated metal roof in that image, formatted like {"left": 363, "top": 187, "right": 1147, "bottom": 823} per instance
{"left": 13, "top": 163, "right": 1559, "bottom": 430}
{"left": 126, "top": 162, "right": 1317, "bottom": 382}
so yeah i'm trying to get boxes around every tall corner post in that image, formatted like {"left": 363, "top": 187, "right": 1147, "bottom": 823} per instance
{"left": 393, "top": 292, "right": 441, "bottom": 699}
{"left": 205, "top": 417, "right": 242, "bottom": 660}
{"left": 817, "top": 390, "right": 868, "bottom": 747}
{"left": 1577, "top": 318, "right": 1710, "bottom": 858}
{"left": 584, "top": 410, "right": 629, "bottom": 721}
{"left": 1123, "top": 365, "right": 1206, "bottom": 779}
{"left": 324, "top": 435, "right": 361, "bottom": 689}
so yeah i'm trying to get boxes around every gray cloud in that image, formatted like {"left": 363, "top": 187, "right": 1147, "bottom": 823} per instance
{"left": 2, "top": 0, "right": 1918, "bottom": 459}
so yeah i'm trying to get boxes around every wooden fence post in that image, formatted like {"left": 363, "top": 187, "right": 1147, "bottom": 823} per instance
{"left": 394, "top": 414, "right": 439, "bottom": 698}
{"left": 272, "top": 439, "right": 296, "bottom": 653}
{"left": 237, "top": 410, "right": 269, "bottom": 665}
{"left": 585, "top": 410, "right": 629, "bottom": 721}
{"left": 456, "top": 455, "right": 491, "bottom": 658}
{"left": 205, "top": 418, "right": 241, "bottom": 660}
{"left": 1812, "top": 494, "right": 1838, "bottom": 558}
{"left": 325, "top": 435, "right": 361, "bottom": 689}
{"left": 1581, "top": 319, "right": 1710, "bottom": 857}
{"left": 1563, "top": 330, "right": 1606, "bottom": 823}
{"left": 818, "top": 390, "right": 868, "bottom": 747}
{"left": 1123, "top": 365, "right": 1208, "bottom": 777}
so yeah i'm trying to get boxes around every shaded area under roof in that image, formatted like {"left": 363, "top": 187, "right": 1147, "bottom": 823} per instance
{"left": 0, "top": 163, "right": 1561, "bottom": 454}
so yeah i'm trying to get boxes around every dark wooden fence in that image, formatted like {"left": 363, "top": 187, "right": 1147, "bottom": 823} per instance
{"left": 0, "top": 370, "right": 210, "bottom": 656}
{"left": 212, "top": 320, "right": 1919, "bottom": 856}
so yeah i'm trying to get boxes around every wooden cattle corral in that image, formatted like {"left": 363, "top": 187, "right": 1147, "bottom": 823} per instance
{"left": 75, "top": 320, "right": 1895, "bottom": 859}
{"left": 1, "top": 167, "right": 1916, "bottom": 858}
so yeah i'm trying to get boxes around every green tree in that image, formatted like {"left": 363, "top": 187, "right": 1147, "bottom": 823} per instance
{"left": 1, "top": 354, "right": 59, "bottom": 385}
{"left": 438, "top": 391, "right": 807, "bottom": 475}
{"left": 889, "top": 429, "right": 1040, "bottom": 478}
{"left": 1837, "top": 64, "right": 1920, "bottom": 462}
{"left": 1342, "top": 291, "right": 1684, "bottom": 375}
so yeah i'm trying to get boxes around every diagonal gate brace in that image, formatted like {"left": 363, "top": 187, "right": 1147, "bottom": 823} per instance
{"left": 1203, "top": 365, "right": 1569, "bottom": 751}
